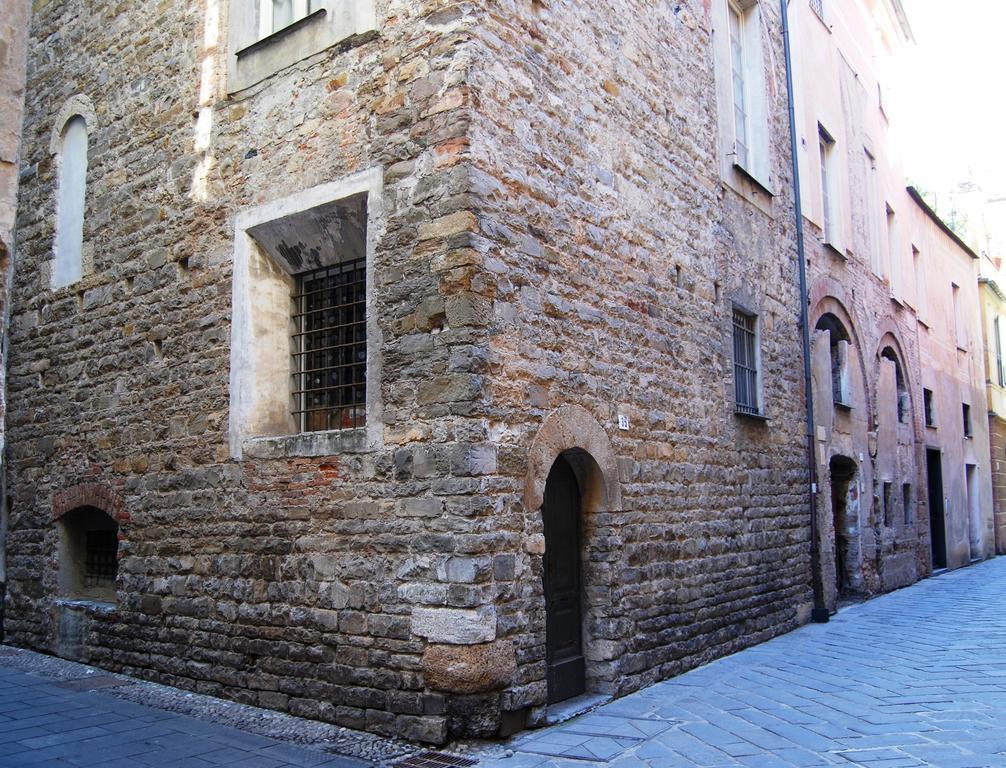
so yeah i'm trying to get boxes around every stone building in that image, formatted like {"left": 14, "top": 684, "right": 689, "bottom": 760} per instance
{"left": 0, "top": 0, "right": 32, "bottom": 633}
{"left": 977, "top": 235, "right": 1006, "bottom": 554}
{"left": 790, "top": 0, "right": 994, "bottom": 610}
{"left": 2, "top": 0, "right": 811, "bottom": 743}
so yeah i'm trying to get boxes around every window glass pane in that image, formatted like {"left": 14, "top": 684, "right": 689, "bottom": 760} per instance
{"left": 272, "top": 0, "right": 294, "bottom": 30}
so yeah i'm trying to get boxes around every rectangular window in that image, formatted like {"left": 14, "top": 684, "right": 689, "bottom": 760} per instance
{"left": 733, "top": 307, "right": 760, "bottom": 415}
{"left": 886, "top": 204, "right": 899, "bottom": 296}
{"left": 912, "top": 246, "right": 925, "bottom": 320}
{"left": 903, "top": 483, "right": 913, "bottom": 525}
{"left": 882, "top": 481, "right": 893, "bottom": 527}
{"left": 963, "top": 403, "right": 973, "bottom": 438}
{"left": 952, "top": 283, "right": 965, "bottom": 349}
{"left": 996, "top": 316, "right": 1005, "bottom": 387}
{"left": 809, "top": 0, "right": 824, "bottom": 19}
{"left": 923, "top": 388, "right": 935, "bottom": 428}
{"left": 293, "top": 259, "right": 367, "bottom": 433}
{"left": 728, "top": 3, "right": 750, "bottom": 170}
{"left": 260, "top": 0, "right": 311, "bottom": 37}
{"left": 819, "top": 126, "right": 838, "bottom": 246}
{"left": 864, "top": 150, "right": 880, "bottom": 275}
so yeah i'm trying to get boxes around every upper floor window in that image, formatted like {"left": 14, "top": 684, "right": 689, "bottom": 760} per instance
{"left": 809, "top": 0, "right": 824, "bottom": 21}
{"left": 996, "top": 316, "right": 1006, "bottom": 387}
{"left": 714, "top": 0, "right": 771, "bottom": 190}
{"left": 733, "top": 306, "right": 761, "bottom": 416}
{"left": 54, "top": 116, "right": 88, "bottom": 289}
{"left": 818, "top": 125, "right": 840, "bottom": 248}
{"left": 227, "top": 0, "right": 377, "bottom": 93}
{"left": 260, "top": 0, "right": 312, "bottom": 37}
{"left": 963, "top": 402, "right": 973, "bottom": 438}
{"left": 923, "top": 387, "right": 935, "bottom": 428}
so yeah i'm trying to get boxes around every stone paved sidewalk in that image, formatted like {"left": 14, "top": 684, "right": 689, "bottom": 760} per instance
{"left": 470, "top": 557, "right": 1006, "bottom": 768}
{"left": 0, "top": 661, "right": 382, "bottom": 768}
{"left": 3, "top": 558, "right": 1005, "bottom": 767}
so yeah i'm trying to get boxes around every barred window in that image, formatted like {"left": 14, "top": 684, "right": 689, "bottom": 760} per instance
{"left": 84, "top": 530, "right": 118, "bottom": 589}
{"left": 809, "top": 0, "right": 824, "bottom": 20}
{"left": 293, "top": 259, "right": 367, "bottom": 432}
{"left": 733, "top": 308, "right": 760, "bottom": 415}
{"left": 58, "top": 506, "right": 118, "bottom": 602}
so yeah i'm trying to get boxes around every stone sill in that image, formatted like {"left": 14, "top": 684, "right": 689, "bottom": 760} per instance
{"left": 835, "top": 401, "right": 853, "bottom": 412}
{"left": 243, "top": 428, "right": 371, "bottom": 459}
{"left": 822, "top": 242, "right": 846, "bottom": 261}
{"left": 735, "top": 410, "right": 769, "bottom": 424}
{"left": 54, "top": 598, "right": 118, "bottom": 616}
{"left": 235, "top": 9, "right": 327, "bottom": 59}
{"left": 732, "top": 162, "right": 775, "bottom": 198}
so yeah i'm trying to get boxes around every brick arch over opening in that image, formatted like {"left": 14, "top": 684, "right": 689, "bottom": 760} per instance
{"left": 52, "top": 483, "right": 128, "bottom": 525}
{"left": 525, "top": 404, "right": 622, "bottom": 513}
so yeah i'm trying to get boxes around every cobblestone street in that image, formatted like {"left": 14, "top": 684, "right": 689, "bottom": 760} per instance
{"left": 475, "top": 558, "right": 1006, "bottom": 768}
{"left": 3, "top": 558, "right": 1006, "bottom": 767}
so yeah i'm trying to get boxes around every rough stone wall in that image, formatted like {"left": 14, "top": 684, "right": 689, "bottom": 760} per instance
{"left": 0, "top": 0, "right": 32, "bottom": 636}
{"left": 4, "top": 0, "right": 812, "bottom": 745}
{"left": 6, "top": 0, "right": 487, "bottom": 744}
{"left": 466, "top": 0, "right": 810, "bottom": 723}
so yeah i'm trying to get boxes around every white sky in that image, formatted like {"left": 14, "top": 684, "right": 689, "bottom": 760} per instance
{"left": 898, "top": 1, "right": 1006, "bottom": 197}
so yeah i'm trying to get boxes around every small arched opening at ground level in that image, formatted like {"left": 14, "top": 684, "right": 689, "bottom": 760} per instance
{"left": 57, "top": 506, "right": 119, "bottom": 603}
{"left": 829, "top": 455, "right": 860, "bottom": 601}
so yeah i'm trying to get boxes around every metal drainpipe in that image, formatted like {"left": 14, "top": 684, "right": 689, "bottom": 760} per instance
{"left": 780, "top": 0, "right": 828, "bottom": 622}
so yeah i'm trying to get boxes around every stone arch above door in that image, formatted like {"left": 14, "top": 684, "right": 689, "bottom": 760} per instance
{"left": 524, "top": 404, "right": 622, "bottom": 513}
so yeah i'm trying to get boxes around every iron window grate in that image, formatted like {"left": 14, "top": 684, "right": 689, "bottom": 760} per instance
{"left": 809, "top": 0, "right": 824, "bottom": 20}
{"left": 84, "top": 530, "right": 118, "bottom": 589}
{"left": 293, "top": 259, "right": 367, "bottom": 432}
{"left": 733, "top": 308, "right": 759, "bottom": 415}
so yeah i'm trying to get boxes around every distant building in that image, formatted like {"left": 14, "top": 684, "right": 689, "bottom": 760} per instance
{"left": 790, "top": 0, "right": 994, "bottom": 609}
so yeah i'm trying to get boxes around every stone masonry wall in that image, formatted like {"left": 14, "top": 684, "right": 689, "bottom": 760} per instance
{"left": 6, "top": 0, "right": 491, "bottom": 744}
{"left": 6, "top": 0, "right": 813, "bottom": 745}
{"left": 0, "top": 0, "right": 32, "bottom": 636}
{"left": 466, "top": 0, "right": 811, "bottom": 722}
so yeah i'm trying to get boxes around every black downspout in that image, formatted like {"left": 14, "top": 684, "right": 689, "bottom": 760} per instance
{"left": 780, "top": 0, "right": 828, "bottom": 622}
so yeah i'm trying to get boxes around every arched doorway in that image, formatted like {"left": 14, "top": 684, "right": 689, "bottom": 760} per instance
{"left": 542, "top": 454, "right": 585, "bottom": 704}
{"left": 830, "top": 455, "right": 859, "bottom": 600}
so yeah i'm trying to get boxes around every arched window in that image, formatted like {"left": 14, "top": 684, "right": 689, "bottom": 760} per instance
{"left": 57, "top": 506, "right": 119, "bottom": 603}
{"left": 815, "top": 313, "right": 851, "bottom": 407}
{"left": 54, "top": 115, "right": 88, "bottom": 288}
{"left": 880, "top": 347, "right": 908, "bottom": 424}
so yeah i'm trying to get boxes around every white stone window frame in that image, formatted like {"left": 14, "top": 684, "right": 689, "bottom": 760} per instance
{"left": 228, "top": 167, "right": 384, "bottom": 460}
{"left": 712, "top": 0, "right": 773, "bottom": 195}
{"left": 227, "top": 0, "right": 377, "bottom": 93}
{"left": 49, "top": 95, "right": 98, "bottom": 290}
{"left": 817, "top": 122, "right": 845, "bottom": 254}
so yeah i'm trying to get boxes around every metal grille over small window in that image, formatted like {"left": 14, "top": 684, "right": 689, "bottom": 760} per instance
{"left": 809, "top": 0, "right": 824, "bottom": 20}
{"left": 733, "top": 308, "right": 759, "bottom": 415}
{"left": 293, "top": 259, "right": 367, "bottom": 432}
{"left": 84, "top": 530, "right": 118, "bottom": 589}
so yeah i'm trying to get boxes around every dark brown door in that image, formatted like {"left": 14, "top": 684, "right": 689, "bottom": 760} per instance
{"left": 543, "top": 456, "right": 585, "bottom": 704}
{"left": 927, "top": 449, "right": 947, "bottom": 569}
